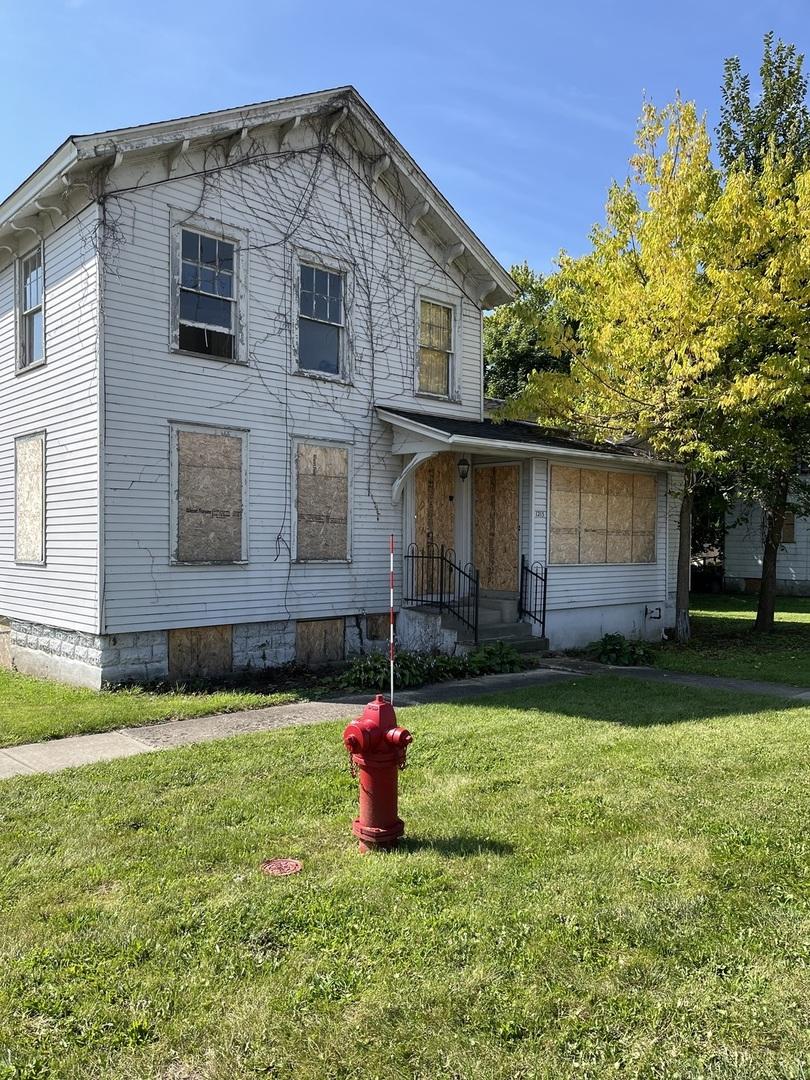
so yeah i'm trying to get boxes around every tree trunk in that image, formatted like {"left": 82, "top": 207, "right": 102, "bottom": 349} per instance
{"left": 755, "top": 482, "right": 788, "bottom": 633}
{"left": 676, "top": 485, "right": 693, "bottom": 644}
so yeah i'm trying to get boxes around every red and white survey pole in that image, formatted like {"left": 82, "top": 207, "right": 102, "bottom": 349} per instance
{"left": 389, "top": 533, "right": 395, "bottom": 704}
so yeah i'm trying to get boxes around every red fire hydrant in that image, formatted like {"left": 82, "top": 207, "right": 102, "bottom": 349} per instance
{"left": 343, "top": 695, "right": 412, "bottom": 852}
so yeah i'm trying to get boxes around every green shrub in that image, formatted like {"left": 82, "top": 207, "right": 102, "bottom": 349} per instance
{"left": 587, "top": 633, "right": 653, "bottom": 666}
{"left": 336, "top": 643, "right": 524, "bottom": 693}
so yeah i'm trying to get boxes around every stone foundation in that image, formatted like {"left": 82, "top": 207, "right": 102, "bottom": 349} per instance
{"left": 7, "top": 612, "right": 394, "bottom": 688}
{"left": 9, "top": 620, "right": 169, "bottom": 689}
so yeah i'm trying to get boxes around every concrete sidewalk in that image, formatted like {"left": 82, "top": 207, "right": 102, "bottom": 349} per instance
{"left": 0, "top": 666, "right": 581, "bottom": 780}
{"left": 538, "top": 657, "right": 810, "bottom": 702}
{"left": 2, "top": 660, "right": 806, "bottom": 781}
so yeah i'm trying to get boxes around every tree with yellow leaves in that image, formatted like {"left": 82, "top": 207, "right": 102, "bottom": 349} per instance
{"left": 507, "top": 62, "right": 810, "bottom": 639}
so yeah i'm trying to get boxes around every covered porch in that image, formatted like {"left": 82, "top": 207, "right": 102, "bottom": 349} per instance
{"left": 380, "top": 407, "right": 551, "bottom": 646}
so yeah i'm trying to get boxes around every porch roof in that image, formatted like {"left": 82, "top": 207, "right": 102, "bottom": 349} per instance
{"left": 377, "top": 407, "right": 677, "bottom": 471}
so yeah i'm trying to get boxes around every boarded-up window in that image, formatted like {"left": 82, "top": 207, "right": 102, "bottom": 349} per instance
{"left": 782, "top": 512, "right": 796, "bottom": 544}
{"left": 549, "top": 465, "right": 656, "bottom": 565}
{"left": 15, "top": 432, "right": 45, "bottom": 564}
{"left": 174, "top": 427, "right": 246, "bottom": 563}
{"left": 296, "top": 442, "right": 349, "bottom": 561}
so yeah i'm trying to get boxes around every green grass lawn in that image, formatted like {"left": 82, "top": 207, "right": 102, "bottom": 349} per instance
{"left": 0, "top": 670, "right": 303, "bottom": 748}
{"left": 1, "top": 676, "right": 808, "bottom": 1079}
{"left": 655, "top": 592, "right": 810, "bottom": 687}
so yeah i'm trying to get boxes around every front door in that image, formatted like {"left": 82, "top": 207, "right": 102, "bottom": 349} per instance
{"left": 473, "top": 464, "right": 520, "bottom": 591}
{"left": 413, "top": 455, "right": 456, "bottom": 553}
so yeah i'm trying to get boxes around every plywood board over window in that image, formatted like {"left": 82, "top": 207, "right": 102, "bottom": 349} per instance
{"left": 296, "top": 442, "right": 349, "bottom": 561}
{"left": 296, "top": 618, "right": 345, "bottom": 666}
{"left": 549, "top": 464, "right": 658, "bottom": 565}
{"left": 169, "top": 625, "right": 233, "bottom": 679}
{"left": 15, "top": 432, "right": 45, "bottom": 564}
{"left": 174, "top": 427, "right": 246, "bottom": 564}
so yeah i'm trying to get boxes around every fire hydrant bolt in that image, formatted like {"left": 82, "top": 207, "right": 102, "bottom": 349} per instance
{"left": 343, "top": 694, "right": 412, "bottom": 852}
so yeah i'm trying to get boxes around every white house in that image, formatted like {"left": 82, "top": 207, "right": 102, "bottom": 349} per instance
{"left": 0, "top": 87, "right": 682, "bottom": 688}
{"left": 725, "top": 505, "right": 810, "bottom": 595}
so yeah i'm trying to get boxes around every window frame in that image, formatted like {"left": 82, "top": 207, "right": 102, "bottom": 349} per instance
{"left": 414, "top": 288, "right": 460, "bottom": 402}
{"left": 291, "top": 436, "right": 353, "bottom": 564}
{"left": 781, "top": 511, "right": 796, "bottom": 545}
{"left": 293, "top": 250, "right": 351, "bottom": 383}
{"left": 169, "top": 421, "right": 250, "bottom": 566}
{"left": 546, "top": 463, "right": 659, "bottom": 567}
{"left": 16, "top": 242, "right": 46, "bottom": 374}
{"left": 14, "top": 430, "right": 46, "bottom": 566}
{"left": 169, "top": 212, "right": 248, "bottom": 365}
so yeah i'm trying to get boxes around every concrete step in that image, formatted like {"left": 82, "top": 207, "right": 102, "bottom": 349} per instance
{"left": 479, "top": 594, "right": 519, "bottom": 622}
{"left": 457, "top": 623, "right": 549, "bottom": 653}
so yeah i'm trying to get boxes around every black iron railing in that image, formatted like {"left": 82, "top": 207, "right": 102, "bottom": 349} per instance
{"left": 518, "top": 555, "right": 548, "bottom": 637}
{"left": 403, "top": 543, "right": 480, "bottom": 642}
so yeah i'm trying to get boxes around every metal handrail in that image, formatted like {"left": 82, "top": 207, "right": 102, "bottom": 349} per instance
{"left": 403, "top": 543, "right": 480, "bottom": 642}
{"left": 518, "top": 555, "right": 548, "bottom": 636}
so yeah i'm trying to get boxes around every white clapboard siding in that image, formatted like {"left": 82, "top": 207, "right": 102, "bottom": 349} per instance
{"left": 725, "top": 501, "right": 810, "bottom": 583}
{"left": 100, "top": 144, "right": 484, "bottom": 633}
{"left": 0, "top": 205, "right": 100, "bottom": 632}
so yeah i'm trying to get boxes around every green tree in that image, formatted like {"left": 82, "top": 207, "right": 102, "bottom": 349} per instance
{"left": 483, "top": 263, "right": 567, "bottom": 399}
{"left": 718, "top": 32, "right": 810, "bottom": 173}
{"left": 715, "top": 34, "right": 810, "bottom": 631}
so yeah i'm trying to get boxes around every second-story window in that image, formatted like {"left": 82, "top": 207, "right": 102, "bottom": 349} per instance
{"left": 298, "top": 264, "right": 343, "bottom": 376}
{"left": 18, "top": 247, "right": 45, "bottom": 370}
{"left": 179, "top": 229, "right": 236, "bottom": 359}
{"left": 418, "top": 299, "right": 452, "bottom": 397}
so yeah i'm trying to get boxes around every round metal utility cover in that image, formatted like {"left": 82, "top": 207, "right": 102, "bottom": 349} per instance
{"left": 260, "top": 858, "right": 303, "bottom": 876}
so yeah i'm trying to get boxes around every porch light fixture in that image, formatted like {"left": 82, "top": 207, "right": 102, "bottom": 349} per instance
{"left": 457, "top": 458, "right": 470, "bottom": 481}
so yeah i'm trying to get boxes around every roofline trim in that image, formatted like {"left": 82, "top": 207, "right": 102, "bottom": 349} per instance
{"left": 0, "top": 87, "right": 516, "bottom": 301}
{"left": 376, "top": 408, "right": 680, "bottom": 471}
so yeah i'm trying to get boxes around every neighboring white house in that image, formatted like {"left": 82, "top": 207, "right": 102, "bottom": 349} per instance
{"left": 725, "top": 504, "right": 810, "bottom": 595}
{"left": 0, "top": 87, "right": 683, "bottom": 688}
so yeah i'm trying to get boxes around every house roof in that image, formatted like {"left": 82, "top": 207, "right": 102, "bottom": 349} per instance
{"left": 0, "top": 87, "right": 516, "bottom": 305}
{"left": 376, "top": 407, "right": 678, "bottom": 470}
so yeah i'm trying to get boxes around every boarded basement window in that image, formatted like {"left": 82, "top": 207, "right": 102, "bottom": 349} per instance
{"left": 295, "top": 442, "right": 349, "bottom": 561}
{"left": 15, "top": 431, "right": 45, "bottom": 564}
{"left": 549, "top": 465, "right": 656, "bottom": 565}
{"left": 174, "top": 427, "right": 246, "bottom": 564}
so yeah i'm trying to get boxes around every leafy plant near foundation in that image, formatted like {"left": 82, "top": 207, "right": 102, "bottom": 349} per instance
{"left": 588, "top": 633, "right": 653, "bottom": 666}
{"left": 336, "top": 643, "right": 524, "bottom": 693}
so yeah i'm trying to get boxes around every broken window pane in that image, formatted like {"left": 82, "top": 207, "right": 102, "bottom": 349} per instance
{"left": 178, "top": 228, "right": 237, "bottom": 358}
{"left": 299, "top": 319, "right": 340, "bottom": 374}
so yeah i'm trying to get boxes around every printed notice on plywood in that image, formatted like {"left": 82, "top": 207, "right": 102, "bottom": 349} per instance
{"left": 177, "top": 430, "right": 243, "bottom": 563}
{"left": 15, "top": 432, "right": 45, "bottom": 563}
{"left": 296, "top": 444, "right": 349, "bottom": 561}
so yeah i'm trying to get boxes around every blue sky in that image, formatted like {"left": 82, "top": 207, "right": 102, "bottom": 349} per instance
{"left": 3, "top": 0, "right": 807, "bottom": 273}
